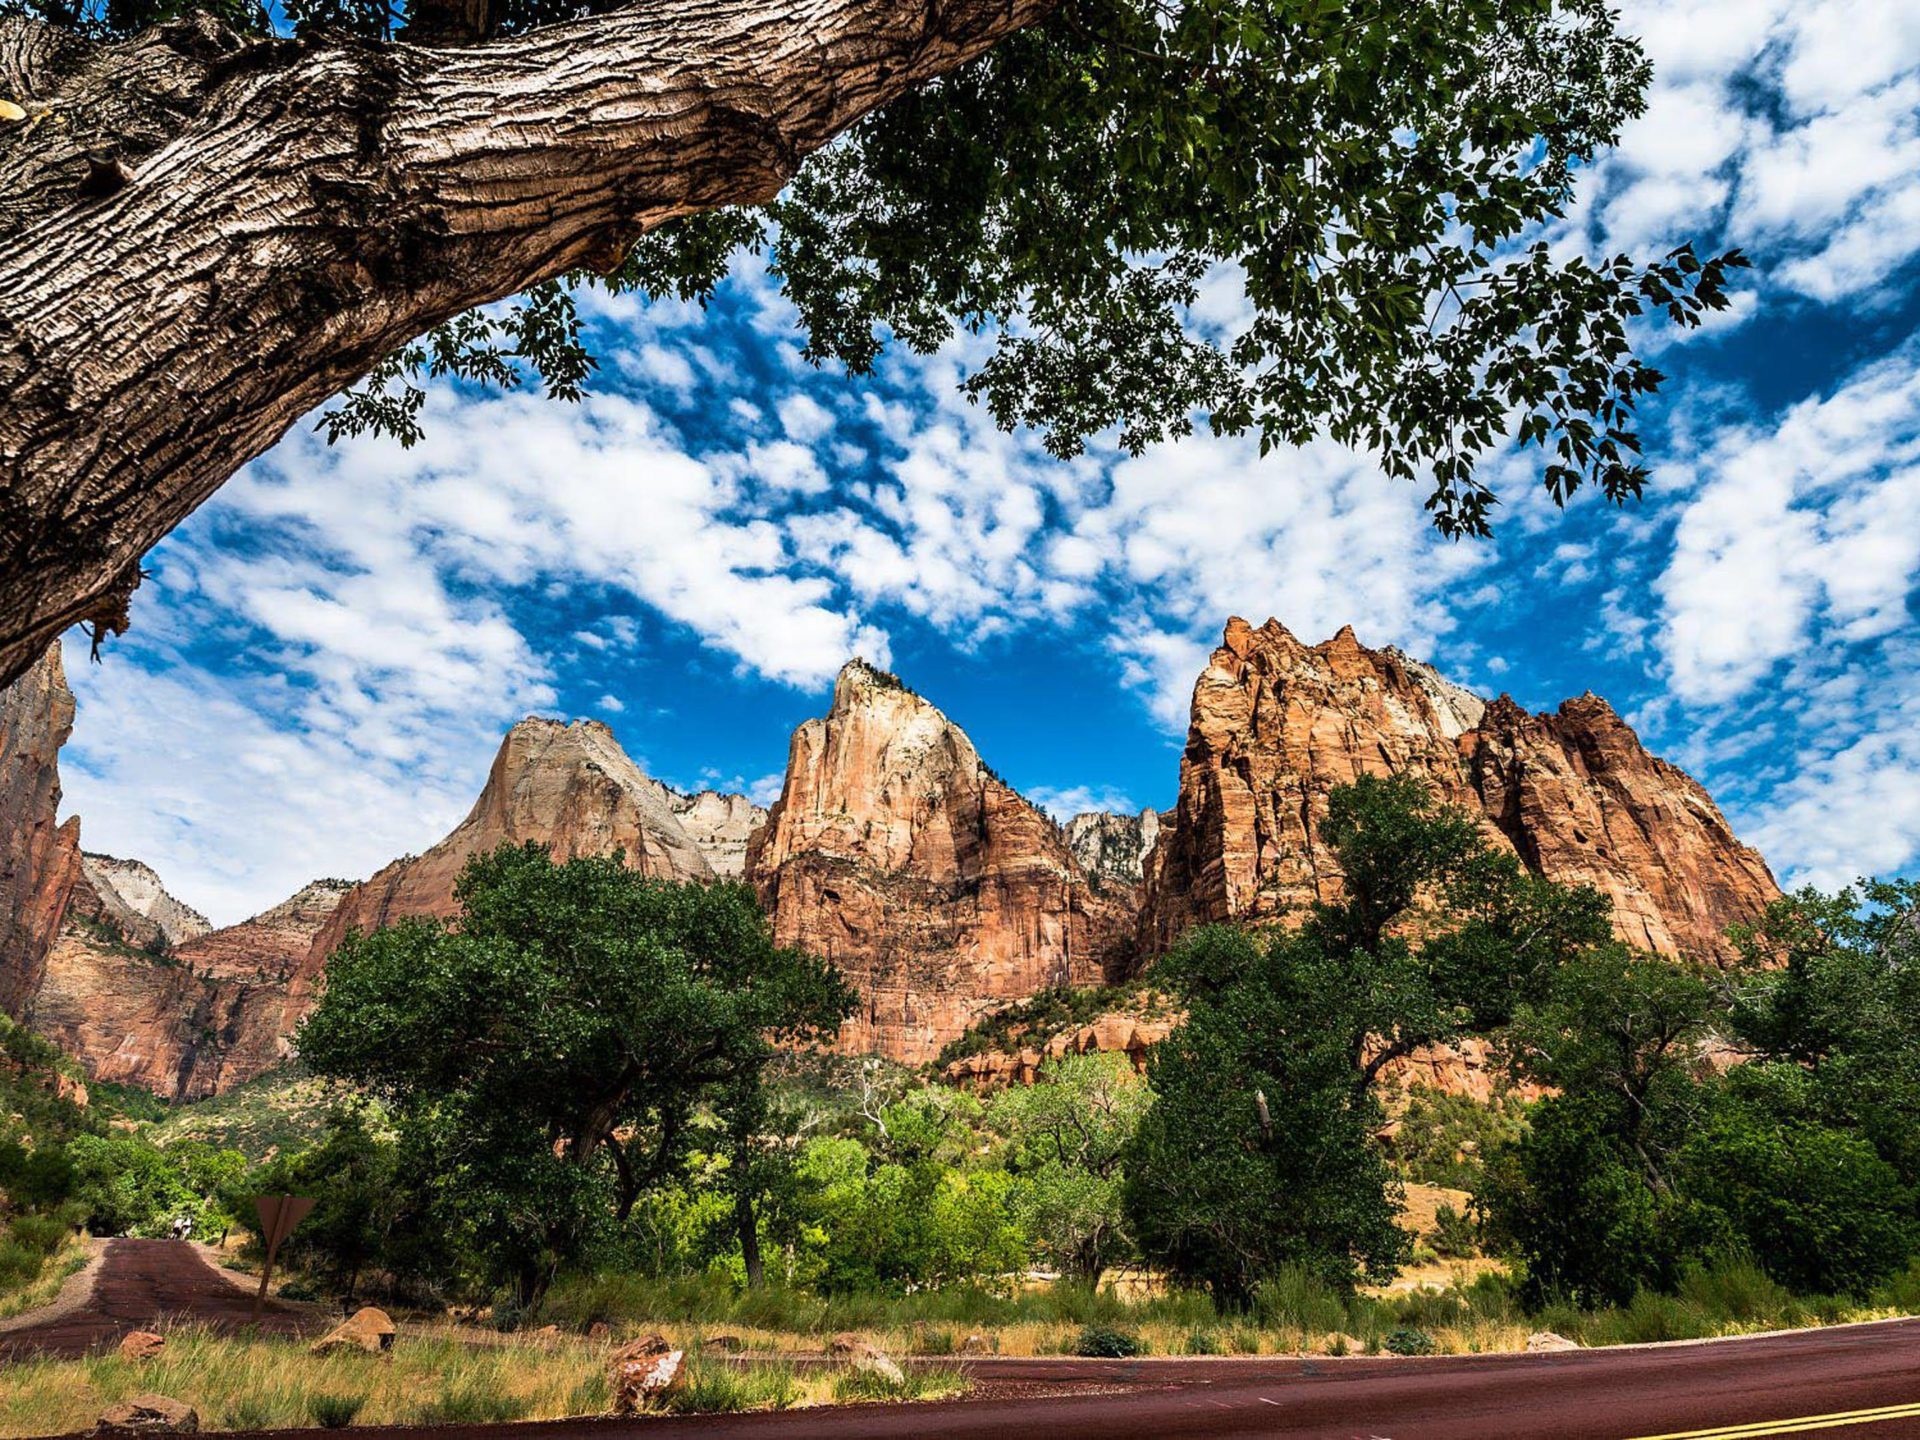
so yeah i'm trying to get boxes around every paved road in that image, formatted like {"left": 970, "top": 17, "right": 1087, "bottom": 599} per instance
{"left": 176, "top": 1318, "right": 1920, "bottom": 1440}
{"left": 0, "top": 1238, "right": 313, "bottom": 1359}
{"left": 10, "top": 1241, "right": 1920, "bottom": 1437}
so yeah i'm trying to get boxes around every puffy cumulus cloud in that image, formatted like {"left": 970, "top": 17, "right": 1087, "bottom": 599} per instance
{"left": 1657, "top": 349, "right": 1920, "bottom": 704}
{"left": 1648, "top": 347, "right": 1920, "bottom": 887}
{"left": 1091, "top": 430, "right": 1490, "bottom": 726}
{"left": 60, "top": 636, "right": 507, "bottom": 928}
{"left": 1024, "top": 784, "right": 1139, "bottom": 823}
{"left": 1585, "top": 0, "right": 1920, "bottom": 309}
{"left": 235, "top": 389, "right": 888, "bottom": 690}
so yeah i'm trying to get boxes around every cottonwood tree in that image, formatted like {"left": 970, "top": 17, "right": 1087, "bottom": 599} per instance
{"left": 1125, "top": 775, "right": 1611, "bottom": 1303}
{"left": 0, "top": 0, "right": 1744, "bottom": 686}
{"left": 296, "top": 843, "right": 853, "bottom": 1300}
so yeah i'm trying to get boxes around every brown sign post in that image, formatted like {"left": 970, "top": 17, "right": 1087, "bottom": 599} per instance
{"left": 251, "top": 1193, "right": 315, "bottom": 1321}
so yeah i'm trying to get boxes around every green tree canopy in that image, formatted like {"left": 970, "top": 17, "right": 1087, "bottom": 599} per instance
{"left": 990, "top": 1052, "right": 1150, "bottom": 1288}
{"left": 296, "top": 843, "right": 855, "bottom": 1299}
{"left": 16, "top": 0, "right": 1743, "bottom": 538}
{"left": 1127, "top": 773, "right": 1609, "bottom": 1304}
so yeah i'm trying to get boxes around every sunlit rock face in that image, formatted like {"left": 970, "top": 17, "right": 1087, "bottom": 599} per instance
{"left": 1065, "top": 809, "right": 1162, "bottom": 893}
{"left": 668, "top": 789, "right": 768, "bottom": 880}
{"left": 1139, "top": 617, "right": 1779, "bottom": 964}
{"left": 33, "top": 878, "right": 352, "bottom": 1101}
{"left": 747, "top": 661, "right": 1136, "bottom": 1064}
{"left": 0, "top": 646, "right": 82, "bottom": 1019}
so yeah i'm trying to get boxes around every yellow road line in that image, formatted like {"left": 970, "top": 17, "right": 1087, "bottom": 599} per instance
{"left": 1630, "top": 1400, "right": 1920, "bottom": 1440}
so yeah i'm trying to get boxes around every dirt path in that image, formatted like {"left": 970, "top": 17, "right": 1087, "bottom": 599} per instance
{"left": 0, "top": 1239, "right": 320, "bottom": 1360}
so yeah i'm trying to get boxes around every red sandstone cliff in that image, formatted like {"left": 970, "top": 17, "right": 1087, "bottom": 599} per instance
{"left": 304, "top": 717, "right": 716, "bottom": 971}
{"left": 33, "top": 878, "right": 351, "bottom": 1101}
{"left": 1139, "top": 618, "right": 1779, "bottom": 962}
{"left": 747, "top": 661, "right": 1134, "bottom": 1064}
{"left": 0, "top": 646, "right": 83, "bottom": 1018}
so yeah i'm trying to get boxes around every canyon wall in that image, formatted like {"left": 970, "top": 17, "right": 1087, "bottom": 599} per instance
{"left": 1139, "top": 617, "right": 1779, "bottom": 963}
{"left": 0, "top": 646, "right": 82, "bottom": 1017}
{"left": 746, "top": 661, "right": 1134, "bottom": 1063}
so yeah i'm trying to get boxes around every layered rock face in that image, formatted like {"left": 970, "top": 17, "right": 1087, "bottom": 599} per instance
{"left": 1140, "top": 618, "right": 1779, "bottom": 963}
{"left": 308, "top": 717, "right": 716, "bottom": 963}
{"left": 1065, "top": 809, "right": 1163, "bottom": 892}
{"left": 668, "top": 790, "right": 768, "bottom": 880}
{"left": 0, "top": 646, "right": 83, "bottom": 1017}
{"left": 747, "top": 661, "right": 1134, "bottom": 1063}
{"left": 33, "top": 878, "right": 351, "bottom": 1100}
{"left": 76, "top": 854, "right": 211, "bottom": 952}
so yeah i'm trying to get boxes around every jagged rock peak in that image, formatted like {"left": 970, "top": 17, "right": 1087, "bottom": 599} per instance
{"left": 0, "top": 644, "right": 83, "bottom": 1018}
{"left": 78, "top": 854, "right": 211, "bottom": 950}
{"left": 1141, "top": 617, "right": 1779, "bottom": 964}
{"left": 748, "top": 660, "right": 1137, "bottom": 1063}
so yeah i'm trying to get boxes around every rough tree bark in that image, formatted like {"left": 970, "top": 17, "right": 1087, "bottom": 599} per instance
{"left": 0, "top": 0, "right": 1055, "bottom": 689}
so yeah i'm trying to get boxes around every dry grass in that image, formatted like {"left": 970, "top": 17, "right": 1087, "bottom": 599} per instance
{"left": 0, "top": 1323, "right": 966, "bottom": 1437}
{"left": 0, "top": 1239, "right": 90, "bottom": 1325}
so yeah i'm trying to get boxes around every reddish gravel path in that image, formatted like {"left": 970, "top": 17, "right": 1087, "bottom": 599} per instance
{"left": 0, "top": 1238, "right": 316, "bottom": 1360}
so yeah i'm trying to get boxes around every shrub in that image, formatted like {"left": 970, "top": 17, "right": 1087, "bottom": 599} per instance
{"left": 1385, "top": 1327, "right": 1435, "bottom": 1356}
{"left": 1428, "top": 1204, "right": 1477, "bottom": 1259}
{"left": 1183, "top": 1328, "right": 1219, "bottom": 1355}
{"left": 1072, "top": 1324, "right": 1141, "bottom": 1358}
{"left": 1254, "top": 1264, "right": 1351, "bottom": 1333}
{"left": 307, "top": 1392, "right": 367, "bottom": 1429}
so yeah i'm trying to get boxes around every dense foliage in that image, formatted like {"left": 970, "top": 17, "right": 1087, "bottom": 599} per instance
{"left": 10, "top": 0, "right": 1742, "bottom": 532}
{"left": 1125, "top": 774, "right": 1611, "bottom": 1304}
{"left": 1482, "top": 882, "right": 1920, "bottom": 1306}
{"left": 296, "top": 844, "right": 856, "bottom": 1301}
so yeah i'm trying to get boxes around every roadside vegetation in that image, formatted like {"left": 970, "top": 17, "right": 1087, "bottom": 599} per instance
{"left": 4, "top": 781, "right": 1917, "bottom": 1431}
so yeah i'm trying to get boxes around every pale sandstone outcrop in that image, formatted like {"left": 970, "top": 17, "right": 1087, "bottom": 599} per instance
{"left": 1065, "top": 808, "right": 1162, "bottom": 892}
{"left": 747, "top": 661, "right": 1134, "bottom": 1063}
{"left": 667, "top": 789, "right": 768, "bottom": 879}
{"left": 77, "top": 855, "right": 211, "bottom": 952}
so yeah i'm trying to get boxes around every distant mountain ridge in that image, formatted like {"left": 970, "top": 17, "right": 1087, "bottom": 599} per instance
{"left": 0, "top": 619, "right": 1782, "bottom": 1097}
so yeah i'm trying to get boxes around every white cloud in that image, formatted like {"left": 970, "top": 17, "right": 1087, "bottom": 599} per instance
{"left": 1025, "top": 784, "right": 1139, "bottom": 823}
{"left": 1657, "top": 349, "right": 1920, "bottom": 704}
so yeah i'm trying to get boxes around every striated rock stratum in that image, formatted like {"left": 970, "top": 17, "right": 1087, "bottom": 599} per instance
{"left": 1139, "top": 617, "right": 1779, "bottom": 963}
{"left": 0, "top": 616, "right": 1784, "bottom": 1096}
{"left": 746, "top": 660, "right": 1134, "bottom": 1063}
{"left": 34, "top": 877, "right": 352, "bottom": 1100}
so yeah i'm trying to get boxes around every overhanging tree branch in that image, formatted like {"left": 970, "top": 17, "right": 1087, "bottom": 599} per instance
{"left": 0, "top": 0, "right": 1056, "bottom": 687}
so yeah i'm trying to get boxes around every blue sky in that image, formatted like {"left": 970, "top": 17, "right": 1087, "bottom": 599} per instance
{"left": 56, "top": 0, "right": 1920, "bottom": 926}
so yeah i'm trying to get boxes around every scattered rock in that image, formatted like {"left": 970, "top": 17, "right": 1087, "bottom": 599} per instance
{"left": 586, "top": 1321, "right": 610, "bottom": 1341}
{"left": 609, "top": 1344, "right": 685, "bottom": 1413}
{"left": 704, "top": 1333, "right": 743, "bottom": 1353}
{"left": 850, "top": 1348, "right": 906, "bottom": 1386}
{"left": 93, "top": 1394, "right": 199, "bottom": 1434}
{"left": 828, "top": 1331, "right": 904, "bottom": 1384}
{"left": 119, "top": 1330, "right": 166, "bottom": 1362}
{"left": 309, "top": 1306, "right": 396, "bottom": 1356}
{"left": 1527, "top": 1331, "right": 1579, "bottom": 1352}
{"left": 611, "top": 1333, "right": 673, "bottom": 1362}
{"left": 959, "top": 1333, "right": 992, "bottom": 1355}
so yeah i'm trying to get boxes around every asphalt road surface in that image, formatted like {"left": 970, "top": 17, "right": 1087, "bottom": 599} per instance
{"left": 10, "top": 1240, "right": 1920, "bottom": 1438}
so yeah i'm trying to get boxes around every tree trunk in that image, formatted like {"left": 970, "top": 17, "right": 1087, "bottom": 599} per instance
{"left": 735, "top": 1189, "right": 763, "bottom": 1289}
{"left": 0, "top": 0, "right": 1055, "bottom": 688}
